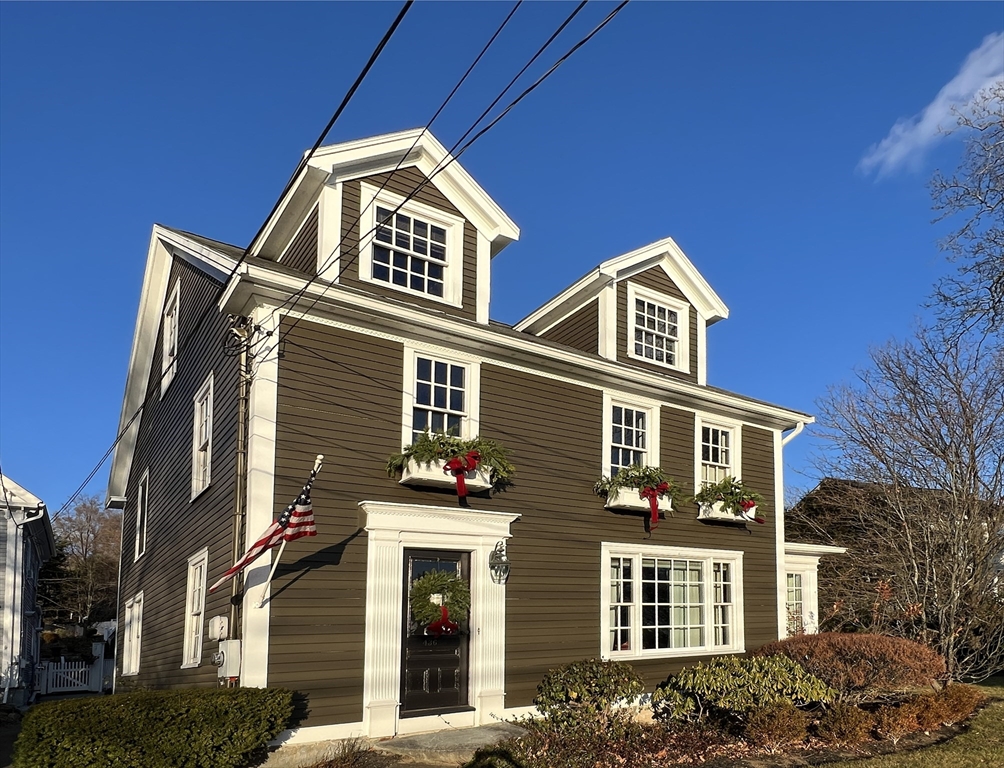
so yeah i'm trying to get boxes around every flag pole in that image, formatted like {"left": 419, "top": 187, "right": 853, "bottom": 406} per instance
{"left": 255, "top": 455, "right": 322, "bottom": 609}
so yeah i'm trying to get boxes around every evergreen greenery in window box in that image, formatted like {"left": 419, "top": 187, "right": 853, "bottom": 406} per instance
{"left": 387, "top": 431, "right": 515, "bottom": 495}
{"left": 594, "top": 466, "right": 684, "bottom": 526}
{"left": 694, "top": 477, "right": 765, "bottom": 524}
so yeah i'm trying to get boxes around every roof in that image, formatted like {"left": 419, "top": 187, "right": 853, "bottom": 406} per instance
{"left": 0, "top": 473, "right": 56, "bottom": 561}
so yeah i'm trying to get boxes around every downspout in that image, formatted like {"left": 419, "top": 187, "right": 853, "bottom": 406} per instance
{"left": 782, "top": 421, "right": 805, "bottom": 447}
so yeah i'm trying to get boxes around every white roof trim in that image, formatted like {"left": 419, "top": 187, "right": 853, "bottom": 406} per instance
{"left": 515, "top": 237, "right": 729, "bottom": 334}
{"left": 0, "top": 474, "right": 44, "bottom": 510}
{"left": 784, "top": 542, "right": 847, "bottom": 557}
{"left": 105, "top": 226, "right": 237, "bottom": 505}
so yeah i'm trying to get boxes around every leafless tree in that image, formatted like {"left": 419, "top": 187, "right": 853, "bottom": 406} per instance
{"left": 930, "top": 81, "right": 1004, "bottom": 334}
{"left": 790, "top": 327, "right": 1004, "bottom": 680}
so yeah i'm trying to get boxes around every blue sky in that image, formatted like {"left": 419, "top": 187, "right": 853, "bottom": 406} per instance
{"left": 1, "top": 2, "right": 1001, "bottom": 511}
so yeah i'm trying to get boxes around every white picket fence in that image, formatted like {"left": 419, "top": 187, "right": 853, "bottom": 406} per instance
{"left": 38, "top": 643, "right": 108, "bottom": 695}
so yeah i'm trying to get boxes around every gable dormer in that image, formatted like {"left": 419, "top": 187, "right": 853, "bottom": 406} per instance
{"left": 515, "top": 238, "right": 728, "bottom": 386}
{"left": 246, "top": 130, "right": 519, "bottom": 324}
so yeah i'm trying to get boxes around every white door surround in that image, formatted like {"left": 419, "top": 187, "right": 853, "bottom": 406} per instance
{"left": 360, "top": 501, "right": 520, "bottom": 738}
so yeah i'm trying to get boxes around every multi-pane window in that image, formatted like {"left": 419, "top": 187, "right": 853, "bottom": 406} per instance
{"left": 192, "top": 374, "right": 213, "bottom": 498}
{"left": 161, "top": 279, "right": 180, "bottom": 394}
{"left": 183, "top": 550, "right": 208, "bottom": 667}
{"left": 610, "top": 405, "right": 646, "bottom": 475}
{"left": 786, "top": 573, "right": 804, "bottom": 636}
{"left": 134, "top": 471, "right": 148, "bottom": 561}
{"left": 373, "top": 207, "right": 448, "bottom": 298}
{"left": 122, "top": 592, "right": 143, "bottom": 676}
{"left": 603, "top": 546, "right": 742, "bottom": 659}
{"left": 701, "top": 425, "right": 732, "bottom": 485}
{"left": 633, "top": 297, "right": 679, "bottom": 366}
{"left": 412, "top": 356, "right": 466, "bottom": 442}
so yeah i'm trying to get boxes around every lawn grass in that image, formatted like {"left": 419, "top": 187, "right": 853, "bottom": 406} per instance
{"left": 828, "top": 677, "right": 1004, "bottom": 768}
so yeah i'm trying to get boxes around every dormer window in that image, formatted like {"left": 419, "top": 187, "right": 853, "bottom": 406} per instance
{"left": 626, "top": 284, "right": 690, "bottom": 374}
{"left": 359, "top": 182, "right": 464, "bottom": 307}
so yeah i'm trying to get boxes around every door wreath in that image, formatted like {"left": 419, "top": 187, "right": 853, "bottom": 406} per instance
{"left": 409, "top": 569, "right": 471, "bottom": 636}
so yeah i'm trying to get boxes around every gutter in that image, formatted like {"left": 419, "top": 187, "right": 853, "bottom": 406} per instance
{"left": 781, "top": 421, "right": 806, "bottom": 447}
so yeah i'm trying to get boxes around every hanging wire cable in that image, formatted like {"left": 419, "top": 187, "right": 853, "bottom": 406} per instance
{"left": 48, "top": 1, "right": 415, "bottom": 519}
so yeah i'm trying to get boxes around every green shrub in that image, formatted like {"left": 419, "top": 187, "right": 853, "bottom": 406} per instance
{"left": 816, "top": 702, "right": 874, "bottom": 746}
{"left": 14, "top": 687, "right": 293, "bottom": 768}
{"left": 652, "top": 655, "right": 835, "bottom": 722}
{"left": 755, "top": 633, "right": 945, "bottom": 702}
{"left": 743, "top": 700, "right": 808, "bottom": 753}
{"left": 937, "top": 683, "right": 987, "bottom": 725}
{"left": 534, "top": 658, "right": 643, "bottom": 731}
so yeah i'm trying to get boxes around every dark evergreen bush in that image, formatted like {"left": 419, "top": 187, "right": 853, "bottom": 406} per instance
{"left": 14, "top": 687, "right": 293, "bottom": 768}
{"left": 534, "top": 658, "right": 644, "bottom": 731}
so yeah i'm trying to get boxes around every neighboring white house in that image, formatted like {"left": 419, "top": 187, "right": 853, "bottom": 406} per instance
{"left": 783, "top": 542, "right": 846, "bottom": 636}
{"left": 1, "top": 475, "right": 55, "bottom": 706}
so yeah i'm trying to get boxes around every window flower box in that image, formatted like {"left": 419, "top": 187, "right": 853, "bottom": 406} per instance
{"left": 697, "top": 500, "right": 750, "bottom": 524}
{"left": 604, "top": 487, "right": 674, "bottom": 514}
{"left": 694, "top": 477, "right": 765, "bottom": 525}
{"left": 593, "top": 466, "right": 683, "bottom": 531}
{"left": 399, "top": 459, "right": 493, "bottom": 493}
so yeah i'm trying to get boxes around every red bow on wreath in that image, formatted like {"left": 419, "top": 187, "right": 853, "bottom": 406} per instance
{"left": 639, "top": 482, "right": 670, "bottom": 529}
{"left": 443, "top": 450, "right": 481, "bottom": 497}
{"left": 427, "top": 605, "right": 459, "bottom": 636}
{"left": 739, "top": 498, "right": 766, "bottom": 525}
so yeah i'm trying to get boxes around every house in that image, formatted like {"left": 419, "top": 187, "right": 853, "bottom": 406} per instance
{"left": 1, "top": 474, "right": 55, "bottom": 706}
{"left": 106, "top": 129, "right": 828, "bottom": 743}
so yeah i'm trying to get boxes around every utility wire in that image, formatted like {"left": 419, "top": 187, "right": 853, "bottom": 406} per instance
{"left": 49, "top": 2, "right": 414, "bottom": 519}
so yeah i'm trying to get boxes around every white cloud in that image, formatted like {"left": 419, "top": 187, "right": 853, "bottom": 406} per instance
{"left": 859, "top": 32, "right": 1004, "bottom": 178}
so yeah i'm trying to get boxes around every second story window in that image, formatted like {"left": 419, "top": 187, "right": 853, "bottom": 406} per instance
{"left": 700, "top": 424, "right": 732, "bottom": 485}
{"left": 192, "top": 373, "right": 213, "bottom": 499}
{"left": 412, "top": 356, "right": 466, "bottom": 442}
{"left": 134, "top": 470, "right": 149, "bottom": 561}
{"left": 161, "top": 278, "right": 180, "bottom": 395}
{"left": 610, "top": 405, "right": 647, "bottom": 475}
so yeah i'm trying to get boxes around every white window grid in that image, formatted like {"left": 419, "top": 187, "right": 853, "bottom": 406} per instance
{"left": 122, "top": 592, "right": 143, "bottom": 676}
{"left": 192, "top": 374, "right": 213, "bottom": 498}
{"left": 786, "top": 573, "right": 804, "bottom": 635}
{"left": 161, "top": 279, "right": 180, "bottom": 395}
{"left": 633, "top": 297, "right": 679, "bottom": 366}
{"left": 412, "top": 356, "right": 466, "bottom": 443}
{"left": 373, "top": 207, "right": 448, "bottom": 298}
{"left": 610, "top": 405, "right": 646, "bottom": 475}
{"left": 134, "top": 471, "right": 148, "bottom": 561}
{"left": 601, "top": 544, "right": 743, "bottom": 660}
{"left": 701, "top": 424, "right": 732, "bottom": 485}
{"left": 183, "top": 550, "right": 208, "bottom": 667}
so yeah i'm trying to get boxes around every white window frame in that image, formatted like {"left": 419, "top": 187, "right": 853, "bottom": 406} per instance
{"left": 161, "top": 278, "right": 180, "bottom": 396}
{"left": 601, "top": 392, "right": 661, "bottom": 477}
{"left": 401, "top": 346, "right": 480, "bottom": 449}
{"left": 626, "top": 283, "right": 690, "bottom": 374}
{"left": 358, "top": 181, "right": 466, "bottom": 308}
{"left": 191, "top": 373, "right": 213, "bottom": 499}
{"left": 600, "top": 542, "right": 744, "bottom": 660}
{"left": 122, "top": 591, "right": 144, "bottom": 676}
{"left": 182, "top": 548, "right": 209, "bottom": 668}
{"left": 786, "top": 572, "right": 805, "bottom": 636}
{"left": 695, "top": 415, "right": 742, "bottom": 489}
{"left": 783, "top": 556, "right": 822, "bottom": 636}
{"left": 134, "top": 470, "right": 149, "bottom": 562}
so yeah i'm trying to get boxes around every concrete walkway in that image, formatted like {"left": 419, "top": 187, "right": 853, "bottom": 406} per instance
{"left": 374, "top": 722, "right": 525, "bottom": 766}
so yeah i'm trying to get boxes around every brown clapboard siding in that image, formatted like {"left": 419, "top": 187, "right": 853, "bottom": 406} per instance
{"left": 279, "top": 205, "right": 319, "bottom": 275}
{"left": 739, "top": 425, "right": 779, "bottom": 649}
{"left": 339, "top": 166, "right": 478, "bottom": 320}
{"left": 617, "top": 267, "right": 699, "bottom": 383}
{"left": 538, "top": 299, "right": 599, "bottom": 354}
{"left": 116, "top": 255, "right": 238, "bottom": 691}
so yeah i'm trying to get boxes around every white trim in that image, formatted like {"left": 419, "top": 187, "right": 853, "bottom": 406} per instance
{"left": 134, "top": 469, "right": 149, "bottom": 562}
{"left": 599, "top": 542, "right": 745, "bottom": 661}
{"left": 626, "top": 283, "right": 690, "bottom": 375}
{"left": 783, "top": 556, "right": 821, "bottom": 636}
{"left": 360, "top": 501, "right": 520, "bottom": 738}
{"left": 122, "top": 591, "right": 143, "bottom": 676}
{"left": 774, "top": 428, "right": 786, "bottom": 638}
{"left": 191, "top": 372, "right": 214, "bottom": 500}
{"left": 1, "top": 515, "right": 19, "bottom": 690}
{"left": 601, "top": 391, "right": 662, "bottom": 477}
{"left": 277, "top": 204, "right": 319, "bottom": 265}
{"left": 317, "top": 181, "right": 342, "bottom": 282}
{"left": 784, "top": 543, "right": 846, "bottom": 557}
{"left": 694, "top": 414, "right": 743, "bottom": 489}
{"left": 401, "top": 345, "right": 481, "bottom": 449}
{"left": 475, "top": 231, "right": 491, "bottom": 325}
{"left": 597, "top": 281, "right": 618, "bottom": 361}
{"left": 240, "top": 304, "right": 281, "bottom": 688}
{"left": 182, "top": 548, "right": 209, "bottom": 668}
{"left": 358, "top": 181, "right": 466, "bottom": 308}
{"left": 160, "top": 278, "right": 180, "bottom": 397}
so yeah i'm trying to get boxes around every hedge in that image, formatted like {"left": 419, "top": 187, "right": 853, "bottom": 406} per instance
{"left": 14, "top": 687, "right": 294, "bottom": 768}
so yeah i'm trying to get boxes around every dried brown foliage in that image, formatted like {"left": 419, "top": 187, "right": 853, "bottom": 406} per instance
{"left": 743, "top": 700, "right": 809, "bottom": 753}
{"left": 816, "top": 702, "right": 874, "bottom": 747}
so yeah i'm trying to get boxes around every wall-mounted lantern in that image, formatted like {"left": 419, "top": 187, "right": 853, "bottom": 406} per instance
{"left": 488, "top": 541, "right": 511, "bottom": 585}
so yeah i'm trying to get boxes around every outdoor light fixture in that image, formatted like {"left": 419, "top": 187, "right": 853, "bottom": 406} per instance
{"left": 488, "top": 540, "right": 511, "bottom": 585}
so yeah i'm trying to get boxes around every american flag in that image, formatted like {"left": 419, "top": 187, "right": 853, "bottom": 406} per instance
{"left": 209, "top": 464, "right": 319, "bottom": 593}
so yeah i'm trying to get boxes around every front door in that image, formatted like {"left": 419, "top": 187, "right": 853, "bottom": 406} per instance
{"left": 400, "top": 549, "right": 471, "bottom": 717}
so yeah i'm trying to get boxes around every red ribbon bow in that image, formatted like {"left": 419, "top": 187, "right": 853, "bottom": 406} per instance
{"left": 639, "top": 482, "right": 670, "bottom": 529}
{"left": 443, "top": 450, "right": 481, "bottom": 497}
{"left": 427, "top": 605, "right": 459, "bottom": 636}
{"left": 739, "top": 498, "right": 766, "bottom": 524}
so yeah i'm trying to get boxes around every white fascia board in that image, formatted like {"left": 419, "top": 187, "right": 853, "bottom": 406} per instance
{"left": 222, "top": 263, "right": 812, "bottom": 431}
{"left": 515, "top": 237, "right": 729, "bottom": 335}
{"left": 248, "top": 165, "right": 330, "bottom": 261}
{"left": 106, "top": 226, "right": 238, "bottom": 504}
{"left": 307, "top": 129, "right": 519, "bottom": 252}
{"left": 0, "top": 475, "right": 44, "bottom": 510}
{"left": 784, "top": 543, "right": 847, "bottom": 557}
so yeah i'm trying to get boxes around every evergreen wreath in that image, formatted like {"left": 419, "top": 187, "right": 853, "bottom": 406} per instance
{"left": 409, "top": 569, "right": 471, "bottom": 626}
